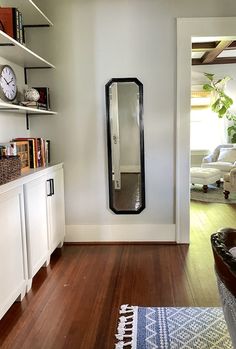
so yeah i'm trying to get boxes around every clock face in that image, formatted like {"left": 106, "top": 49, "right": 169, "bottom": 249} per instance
{"left": 0, "top": 65, "right": 17, "bottom": 101}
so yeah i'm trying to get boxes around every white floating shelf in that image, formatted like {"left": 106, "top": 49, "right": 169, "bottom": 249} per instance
{"left": 1, "top": 0, "right": 53, "bottom": 26}
{"left": 0, "top": 30, "right": 55, "bottom": 68}
{"left": 0, "top": 101, "right": 57, "bottom": 115}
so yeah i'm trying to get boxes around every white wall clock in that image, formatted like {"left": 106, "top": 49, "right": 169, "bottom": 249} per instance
{"left": 0, "top": 65, "right": 17, "bottom": 102}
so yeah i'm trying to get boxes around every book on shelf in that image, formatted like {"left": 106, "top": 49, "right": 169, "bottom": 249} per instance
{"left": 18, "top": 10, "right": 23, "bottom": 44}
{"left": 12, "top": 138, "right": 51, "bottom": 169}
{"left": 0, "top": 7, "right": 24, "bottom": 44}
{"left": 45, "top": 140, "right": 50, "bottom": 164}
{"left": 20, "top": 101, "right": 48, "bottom": 110}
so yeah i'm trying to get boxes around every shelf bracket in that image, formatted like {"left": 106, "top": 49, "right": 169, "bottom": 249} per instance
{"left": 0, "top": 43, "right": 15, "bottom": 46}
{"left": 22, "top": 24, "right": 50, "bottom": 45}
{"left": 26, "top": 113, "right": 29, "bottom": 130}
{"left": 23, "top": 25, "right": 50, "bottom": 28}
{"left": 24, "top": 66, "right": 52, "bottom": 85}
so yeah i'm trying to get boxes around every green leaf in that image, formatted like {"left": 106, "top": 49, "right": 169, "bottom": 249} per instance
{"left": 218, "top": 106, "right": 227, "bottom": 116}
{"left": 211, "top": 98, "right": 221, "bottom": 112}
{"left": 221, "top": 97, "right": 233, "bottom": 109}
{"left": 221, "top": 92, "right": 233, "bottom": 100}
{"left": 203, "top": 84, "right": 214, "bottom": 91}
{"left": 204, "top": 73, "right": 214, "bottom": 81}
{"left": 220, "top": 76, "right": 231, "bottom": 85}
{"left": 226, "top": 112, "right": 236, "bottom": 122}
{"left": 227, "top": 126, "right": 236, "bottom": 135}
{"left": 226, "top": 113, "right": 232, "bottom": 120}
{"left": 231, "top": 133, "right": 236, "bottom": 143}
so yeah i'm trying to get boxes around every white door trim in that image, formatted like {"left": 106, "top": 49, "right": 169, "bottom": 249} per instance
{"left": 176, "top": 17, "right": 236, "bottom": 243}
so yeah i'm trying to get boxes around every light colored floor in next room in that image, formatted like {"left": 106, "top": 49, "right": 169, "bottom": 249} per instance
{"left": 190, "top": 201, "right": 236, "bottom": 240}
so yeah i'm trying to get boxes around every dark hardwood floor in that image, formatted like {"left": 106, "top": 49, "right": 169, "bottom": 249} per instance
{"left": 1, "top": 201, "right": 236, "bottom": 349}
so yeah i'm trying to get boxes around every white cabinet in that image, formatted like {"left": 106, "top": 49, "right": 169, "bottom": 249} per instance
{"left": 23, "top": 165, "right": 65, "bottom": 290}
{"left": 47, "top": 167, "right": 65, "bottom": 254}
{"left": 0, "top": 186, "right": 27, "bottom": 320}
{"left": 0, "top": 164, "right": 65, "bottom": 318}
{"left": 24, "top": 173, "right": 49, "bottom": 286}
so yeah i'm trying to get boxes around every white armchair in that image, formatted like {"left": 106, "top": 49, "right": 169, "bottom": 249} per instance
{"left": 201, "top": 144, "right": 236, "bottom": 177}
{"left": 223, "top": 168, "right": 236, "bottom": 199}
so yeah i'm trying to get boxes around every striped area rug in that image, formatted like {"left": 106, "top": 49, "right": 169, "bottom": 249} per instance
{"left": 115, "top": 305, "right": 233, "bottom": 348}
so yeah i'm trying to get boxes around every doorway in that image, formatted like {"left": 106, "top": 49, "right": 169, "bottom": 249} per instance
{"left": 176, "top": 17, "right": 236, "bottom": 243}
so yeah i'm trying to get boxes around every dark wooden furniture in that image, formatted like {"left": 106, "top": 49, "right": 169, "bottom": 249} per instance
{"left": 211, "top": 228, "right": 236, "bottom": 297}
{"left": 211, "top": 228, "right": 236, "bottom": 348}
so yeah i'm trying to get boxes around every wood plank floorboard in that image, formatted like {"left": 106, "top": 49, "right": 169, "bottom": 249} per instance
{"left": 1, "top": 201, "right": 236, "bottom": 348}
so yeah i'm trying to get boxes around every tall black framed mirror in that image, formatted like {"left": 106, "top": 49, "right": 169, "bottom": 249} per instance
{"left": 105, "top": 77, "right": 145, "bottom": 214}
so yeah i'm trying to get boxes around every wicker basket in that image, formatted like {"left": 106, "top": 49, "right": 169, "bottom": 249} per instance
{"left": 0, "top": 156, "right": 21, "bottom": 185}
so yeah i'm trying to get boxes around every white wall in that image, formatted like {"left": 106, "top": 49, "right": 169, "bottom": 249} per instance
{"left": 191, "top": 150, "right": 209, "bottom": 167}
{"left": 0, "top": 57, "right": 29, "bottom": 141}
{"left": 24, "top": 0, "right": 236, "bottom": 241}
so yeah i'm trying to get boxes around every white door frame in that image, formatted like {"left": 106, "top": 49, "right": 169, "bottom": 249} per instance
{"left": 176, "top": 17, "right": 236, "bottom": 243}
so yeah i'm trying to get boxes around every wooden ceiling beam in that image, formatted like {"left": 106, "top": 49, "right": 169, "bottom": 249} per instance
{"left": 192, "top": 57, "right": 236, "bottom": 65}
{"left": 201, "top": 40, "right": 233, "bottom": 64}
{"left": 226, "top": 41, "right": 236, "bottom": 50}
{"left": 192, "top": 42, "right": 217, "bottom": 51}
{"left": 192, "top": 41, "right": 236, "bottom": 52}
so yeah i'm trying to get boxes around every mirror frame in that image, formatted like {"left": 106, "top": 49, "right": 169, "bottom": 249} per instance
{"left": 105, "top": 77, "right": 145, "bottom": 214}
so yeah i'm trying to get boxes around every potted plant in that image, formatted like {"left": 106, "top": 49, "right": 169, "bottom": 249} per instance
{"left": 203, "top": 73, "right": 236, "bottom": 142}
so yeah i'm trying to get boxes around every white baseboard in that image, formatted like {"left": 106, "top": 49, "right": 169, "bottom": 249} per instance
{"left": 65, "top": 224, "right": 176, "bottom": 242}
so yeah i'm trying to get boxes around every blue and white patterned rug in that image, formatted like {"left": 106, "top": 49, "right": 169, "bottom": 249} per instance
{"left": 115, "top": 305, "right": 233, "bottom": 348}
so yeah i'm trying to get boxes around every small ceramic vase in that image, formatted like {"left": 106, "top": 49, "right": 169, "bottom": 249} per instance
{"left": 24, "top": 88, "right": 40, "bottom": 102}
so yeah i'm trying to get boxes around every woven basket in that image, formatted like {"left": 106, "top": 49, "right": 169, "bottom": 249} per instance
{"left": 0, "top": 156, "right": 21, "bottom": 185}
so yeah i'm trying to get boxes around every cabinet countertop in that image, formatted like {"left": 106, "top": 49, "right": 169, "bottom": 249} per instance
{"left": 0, "top": 163, "right": 64, "bottom": 194}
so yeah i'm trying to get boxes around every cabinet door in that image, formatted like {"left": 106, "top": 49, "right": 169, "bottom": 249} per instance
{"left": 0, "top": 186, "right": 27, "bottom": 320}
{"left": 24, "top": 175, "right": 49, "bottom": 279}
{"left": 48, "top": 168, "right": 65, "bottom": 253}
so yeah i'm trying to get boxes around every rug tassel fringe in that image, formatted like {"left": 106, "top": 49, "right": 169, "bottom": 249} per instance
{"left": 115, "top": 305, "right": 137, "bottom": 349}
{"left": 115, "top": 340, "right": 133, "bottom": 348}
{"left": 120, "top": 304, "right": 135, "bottom": 314}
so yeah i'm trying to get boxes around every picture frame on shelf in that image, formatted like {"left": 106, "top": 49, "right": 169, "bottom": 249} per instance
{"left": 33, "top": 87, "right": 50, "bottom": 110}
{"left": 15, "top": 141, "right": 30, "bottom": 173}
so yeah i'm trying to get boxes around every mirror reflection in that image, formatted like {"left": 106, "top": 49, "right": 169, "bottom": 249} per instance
{"left": 106, "top": 78, "right": 145, "bottom": 214}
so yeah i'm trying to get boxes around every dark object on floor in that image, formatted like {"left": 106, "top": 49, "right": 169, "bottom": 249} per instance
{"left": 211, "top": 228, "right": 236, "bottom": 348}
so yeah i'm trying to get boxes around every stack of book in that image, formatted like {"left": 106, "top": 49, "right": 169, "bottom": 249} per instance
{"left": 0, "top": 138, "right": 50, "bottom": 169}
{"left": 20, "top": 101, "right": 48, "bottom": 110}
{"left": 12, "top": 138, "right": 51, "bottom": 169}
{"left": 0, "top": 7, "right": 24, "bottom": 44}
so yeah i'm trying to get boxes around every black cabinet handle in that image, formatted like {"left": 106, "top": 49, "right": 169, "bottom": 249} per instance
{"left": 47, "top": 179, "right": 52, "bottom": 196}
{"left": 51, "top": 179, "right": 54, "bottom": 196}
{"left": 47, "top": 179, "right": 55, "bottom": 196}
